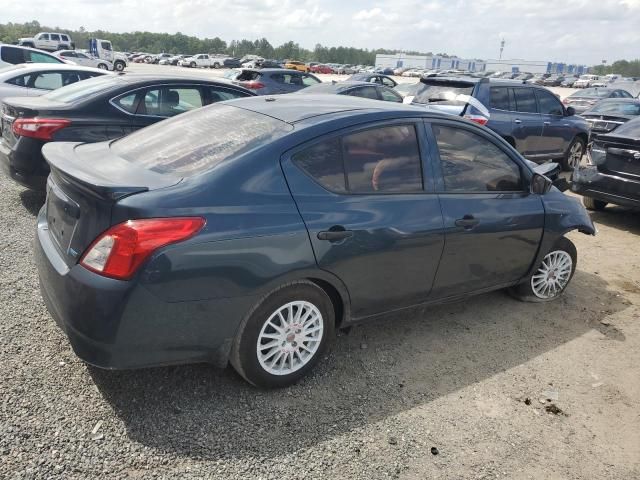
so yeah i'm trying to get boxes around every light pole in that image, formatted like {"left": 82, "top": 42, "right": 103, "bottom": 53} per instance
{"left": 499, "top": 38, "right": 505, "bottom": 60}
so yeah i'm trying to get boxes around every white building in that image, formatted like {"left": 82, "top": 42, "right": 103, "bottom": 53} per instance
{"left": 375, "top": 53, "right": 588, "bottom": 75}
{"left": 375, "top": 53, "right": 486, "bottom": 72}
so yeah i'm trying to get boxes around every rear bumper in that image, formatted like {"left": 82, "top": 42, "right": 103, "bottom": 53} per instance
{"left": 35, "top": 208, "right": 256, "bottom": 369}
{"left": 0, "top": 138, "right": 48, "bottom": 190}
{"left": 571, "top": 165, "right": 640, "bottom": 208}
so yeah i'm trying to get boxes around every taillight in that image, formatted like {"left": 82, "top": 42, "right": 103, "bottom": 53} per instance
{"left": 464, "top": 114, "right": 489, "bottom": 126}
{"left": 80, "top": 217, "right": 206, "bottom": 280}
{"left": 241, "top": 81, "right": 266, "bottom": 90}
{"left": 12, "top": 118, "right": 71, "bottom": 140}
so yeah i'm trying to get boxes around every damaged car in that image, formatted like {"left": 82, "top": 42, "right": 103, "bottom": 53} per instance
{"left": 34, "top": 96, "right": 595, "bottom": 388}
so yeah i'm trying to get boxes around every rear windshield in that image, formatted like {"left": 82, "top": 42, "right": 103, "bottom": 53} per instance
{"left": 111, "top": 104, "right": 293, "bottom": 176}
{"left": 44, "top": 75, "right": 122, "bottom": 103}
{"left": 236, "top": 71, "right": 261, "bottom": 81}
{"left": 610, "top": 117, "right": 640, "bottom": 138}
{"left": 589, "top": 101, "right": 640, "bottom": 116}
{"left": 574, "top": 88, "right": 611, "bottom": 98}
{"left": 412, "top": 80, "right": 475, "bottom": 105}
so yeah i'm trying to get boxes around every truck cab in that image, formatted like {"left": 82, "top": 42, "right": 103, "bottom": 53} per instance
{"left": 88, "top": 39, "right": 127, "bottom": 71}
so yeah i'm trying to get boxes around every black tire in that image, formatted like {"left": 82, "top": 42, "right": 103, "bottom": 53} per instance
{"left": 97, "top": 63, "right": 108, "bottom": 70}
{"left": 190, "top": 61, "right": 196, "bottom": 68}
{"left": 560, "top": 137, "right": 586, "bottom": 172}
{"left": 230, "top": 281, "right": 335, "bottom": 388}
{"left": 213, "top": 62, "right": 220, "bottom": 69}
{"left": 582, "top": 196, "right": 607, "bottom": 211}
{"left": 114, "top": 61, "right": 125, "bottom": 72}
{"left": 508, "top": 237, "right": 577, "bottom": 303}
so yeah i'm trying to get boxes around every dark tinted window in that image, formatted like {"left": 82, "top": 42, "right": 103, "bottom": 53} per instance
{"left": 101, "top": 42, "right": 112, "bottom": 51}
{"left": 343, "top": 125, "right": 423, "bottom": 193}
{"left": 433, "top": 125, "right": 522, "bottom": 192}
{"left": 208, "top": 87, "right": 250, "bottom": 102}
{"left": 347, "top": 86, "right": 379, "bottom": 100}
{"left": 6, "top": 74, "right": 28, "bottom": 87}
{"left": 536, "top": 90, "right": 564, "bottom": 115}
{"left": 513, "top": 88, "right": 538, "bottom": 113}
{"left": 490, "top": 87, "right": 511, "bottom": 110}
{"left": 293, "top": 138, "right": 346, "bottom": 192}
{"left": 51, "top": 34, "right": 60, "bottom": 41}
{"left": 618, "top": 90, "right": 633, "bottom": 98}
{"left": 1, "top": 46, "right": 27, "bottom": 64}
{"left": 112, "top": 104, "right": 293, "bottom": 176}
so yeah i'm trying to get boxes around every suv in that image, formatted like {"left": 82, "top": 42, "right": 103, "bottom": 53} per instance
{"left": 410, "top": 77, "right": 590, "bottom": 171}
{"left": 178, "top": 54, "right": 213, "bottom": 68}
{"left": 0, "top": 44, "right": 65, "bottom": 69}
{"left": 18, "top": 32, "right": 74, "bottom": 52}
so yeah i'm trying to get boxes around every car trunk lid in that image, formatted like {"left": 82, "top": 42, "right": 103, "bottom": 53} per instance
{"left": 43, "top": 141, "right": 181, "bottom": 266}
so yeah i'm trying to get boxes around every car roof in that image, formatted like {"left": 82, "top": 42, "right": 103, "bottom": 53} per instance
{"left": 112, "top": 73, "right": 241, "bottom": 85}
{"left": 230, "top": 94, "right": 434, "bottom": 124}
{"left": 300, "top": 81, "right": 379, "bottom": 94}
{"left": 244, "top": 68, "right": 303, "bottom": 74}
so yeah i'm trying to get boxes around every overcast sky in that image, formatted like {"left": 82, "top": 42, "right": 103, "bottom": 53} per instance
{"left": 5, "top": 0, "right": 640, "bottom": 65}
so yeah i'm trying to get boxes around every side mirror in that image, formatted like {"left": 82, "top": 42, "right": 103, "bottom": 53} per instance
{"left": 531, "top": 173, "right": 553, "bottom": 195}
{"left": 566, "top": 106, "right": 576, "bottom": 116}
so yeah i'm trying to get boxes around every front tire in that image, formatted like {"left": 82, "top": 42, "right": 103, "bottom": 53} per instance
{"left": 114, "top": 61, "right": 125, "bottom": 72}
{"left": 509, "top": 237, "right": 577, "bottom": 302}
{"left": 583, "top": 196, "right": 607, "bottom": 211}
{"left": 561, "top": 137, "right": 585, "bottom": 172}
{"left": 230, "top": 281, "right": 335, "bottom": 388}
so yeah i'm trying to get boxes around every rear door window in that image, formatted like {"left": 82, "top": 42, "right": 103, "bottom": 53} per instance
{"left": 433, "top": 124, "right": 522, "bottom": 192}
{"left": 536, "top": 89, "right": 564, "bottom": 116}
{"left": 380, "top": 88, "right": 403, "bottom": 103}
{"left": 207, "top": 87, "right": 250, "bottom": 102}
{"left": 513, "top": 88, "right": 538, "bottom": 113}
{"left": 51, "top": 34, "right": 60, "bottom": 41}
{"left": 490, "top": 87, "right": 511, "bottom": 110}
{"left": 293, "top": 124, "right": 423, "bottom": 194}
{"left": 347, "top": 86, "right": 379, "bottom": 100}
{"left": 139, "top": 87, "right": 204, "bottom": 117}
{"left": 30, "top": 72, "right": 65, "bottom": 90}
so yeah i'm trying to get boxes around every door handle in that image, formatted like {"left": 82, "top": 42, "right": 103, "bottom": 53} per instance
{"left": 317, "top": 227, "right": 353, "bottom": 242}
{"left": 455, "top": 215, "right": 479, "bottom": 230}
{"left": 514, "top": 119, "right": 522, "bottom": 124}
{"left": 544, "top": 121, "right": 551, "bottom": 125}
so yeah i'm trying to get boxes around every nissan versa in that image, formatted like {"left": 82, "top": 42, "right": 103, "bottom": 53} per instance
{"left": 35, "top": 96, "right": 595, "bottom": 388}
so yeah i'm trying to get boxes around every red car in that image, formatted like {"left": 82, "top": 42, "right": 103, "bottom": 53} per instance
{"left": 310, "top": 64, "right": 334, "bottom": 74}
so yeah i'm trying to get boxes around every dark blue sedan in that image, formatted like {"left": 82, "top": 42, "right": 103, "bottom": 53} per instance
{"left": 35, "top": 95, "right": 595, "bottom": 388}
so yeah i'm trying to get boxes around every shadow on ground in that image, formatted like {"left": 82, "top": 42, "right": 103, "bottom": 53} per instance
{"left": 89, "top": 269, "right": 629, "bottom": 461}
{"left": 588, "top": 206, "right": 640, "bottom": 235}
{"left": 19, "top": 189, "right": 45, "bottom": 217}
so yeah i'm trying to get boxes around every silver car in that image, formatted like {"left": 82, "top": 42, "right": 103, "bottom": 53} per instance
{"left": 0, "top": 64, "right": 110, "bottom": 101}
{"left": 54, "top": 50, "right": 113, "bottom": 70}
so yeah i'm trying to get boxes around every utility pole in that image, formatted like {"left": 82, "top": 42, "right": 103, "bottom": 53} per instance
{"left": 499, "top": 38, "right": 505, "bottom": 60}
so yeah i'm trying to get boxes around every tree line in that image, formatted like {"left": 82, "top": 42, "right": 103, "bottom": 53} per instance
{"left": 591, "top": 60, "right": 640, "bottom": 78}
{"left": 0, "top": 20, "right": 437, "bottom": 65}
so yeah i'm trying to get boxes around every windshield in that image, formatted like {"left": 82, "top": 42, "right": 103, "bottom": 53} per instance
{"left": 44, "top": 74, "right": 122, "bottom": 103}
{"left": 589, "top": 101, "right": 640, "bottom": 116}
{"left": 111, "top": 104, "right": 293, "bottom": 176}
{"left": 412, "top": 81, "right": 475, "bottom": 105}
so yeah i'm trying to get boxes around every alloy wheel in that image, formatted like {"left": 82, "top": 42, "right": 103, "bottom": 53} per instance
{"left": 531, "top": 250, "right": 573, "bottom": 299}
{"left": 569, "top": 142, "right": 583, "bottom": 168}
{"left": 256, "top": 301, "right": 324, "bottom": 376}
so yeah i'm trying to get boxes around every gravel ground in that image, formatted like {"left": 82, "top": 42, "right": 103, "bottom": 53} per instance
{"left": 1, "top": 99, "right": 639, "bottom": 478}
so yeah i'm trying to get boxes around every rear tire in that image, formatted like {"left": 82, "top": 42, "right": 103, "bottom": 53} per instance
{"left": 583, "top": 196, "right": 607, "bottom": 211}
{"left": 230, "top": 281, "right": 335, "bottom": 388}
{"left": 508, "top": 237, "right": 577, "bottom": 303}
{"left": 560, "top": 137, "right": 585, "bottom": 172}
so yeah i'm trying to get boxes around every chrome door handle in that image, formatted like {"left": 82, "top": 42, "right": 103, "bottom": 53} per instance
{"left": 514, "top": 119, "right": 522, "bottom": 124}
{"left": 544, "top": 121, "right": 551, "bottom": 125}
